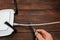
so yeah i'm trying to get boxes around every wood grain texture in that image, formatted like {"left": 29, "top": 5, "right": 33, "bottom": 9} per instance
{"left": 0, "top": 0, "right": 60, "bottom": 10}
{"left": 4, "top": 32, "right": 60, "bottom": 40}
{"left": 15, "top": 0, "right": 60, "bottom": 9}
{"left": 0, "top": 0, "right": 14, "bottom": 9}
{"left": 0, "top": 37, "right": 6, "bottom": 40}
{"left": 0, "top": 0, "right": 60, "bottom": 40}
{"left": 14, "top": 10, "right": 60, "bottom": 24}
{"left": 0, "top": 32, "right": 60, "bottom": 40}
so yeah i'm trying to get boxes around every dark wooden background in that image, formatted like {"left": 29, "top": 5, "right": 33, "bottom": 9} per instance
{"left": 0, "top": 0, "right": 60, "bottom": 40}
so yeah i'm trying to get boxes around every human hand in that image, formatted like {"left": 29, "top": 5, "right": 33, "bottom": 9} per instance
{"left": 35, "top": 29, "right": 53, "bottom": 40}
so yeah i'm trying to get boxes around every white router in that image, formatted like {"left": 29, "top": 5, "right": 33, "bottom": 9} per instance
{"left": 0, "top": 9, "right": 15, "bottom": 37}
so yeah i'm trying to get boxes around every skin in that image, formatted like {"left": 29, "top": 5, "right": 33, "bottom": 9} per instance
{"left": 35, "top": 29, "right": 53, "bottom": 40}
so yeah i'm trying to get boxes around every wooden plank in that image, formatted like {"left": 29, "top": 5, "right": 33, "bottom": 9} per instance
{"left": 0, "top": 37, "right": 6, "bottom": 40}
{"left": 16, "top": 0, "right": 60, "bottom": 9}
{"left": 16, "top": 0, "right": 60, "bottom": 2}
{"left": 5, "top": 32, "right": 60, "bottom": 40}
{"left": 17, "top": 2, "right": 60, "bottom": 9}
{"left": 14, "top": 10, "right": 60, "bottom": 24}
{"left": 0, "top": 4, "right": 14, "bottom": 9}
{"left": 0, "top": 0, "right": 13, "bottom": 4}
{"left": 0, "top": 3, "right": 60, "bottom": 10}
{"left": 0, "top": 0, "right": 60, "bottom": 9}
{"left": 16, "top": 0, "right": 60, "bottom": 4}
{"left": 0, "top": 0, "right": 14, "bottom": 9}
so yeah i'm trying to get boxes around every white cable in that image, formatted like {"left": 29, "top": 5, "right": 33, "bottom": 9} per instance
{"left": 13, "top": 21, "right": 60, "bottom": 26}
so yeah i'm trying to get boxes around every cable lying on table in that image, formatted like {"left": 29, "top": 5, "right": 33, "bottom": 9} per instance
{"left": 14, "top": 21, "right": 60, "bottom": 26}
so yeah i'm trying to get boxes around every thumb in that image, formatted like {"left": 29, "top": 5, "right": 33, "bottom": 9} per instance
{"left": 35, "top": 32, "right": 44, "bottom": 40}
